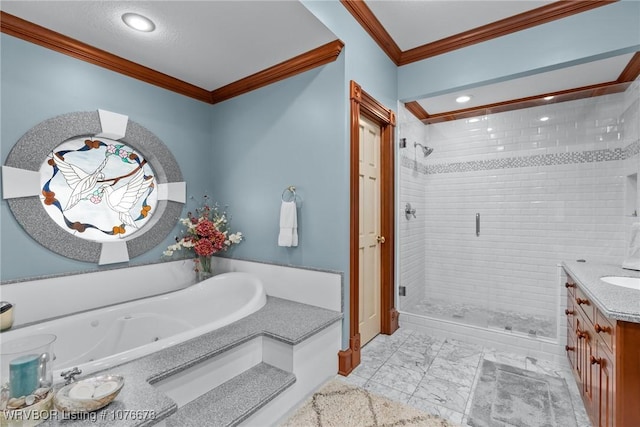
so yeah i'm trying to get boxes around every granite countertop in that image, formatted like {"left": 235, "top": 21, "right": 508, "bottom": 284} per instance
{"left": 562, "top": 260, "right": 640, "bottom": 323}
{"left": 37, "top": 296, "right": 342, "bottom": 427}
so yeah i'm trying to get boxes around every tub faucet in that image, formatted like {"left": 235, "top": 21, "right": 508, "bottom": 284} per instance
{"left": 61, "top": 367, "right": 82, "bottom": 385}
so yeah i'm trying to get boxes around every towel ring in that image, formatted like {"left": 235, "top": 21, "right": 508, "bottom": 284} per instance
{"left": 282, "top": 186, "right": 296, "bottom": 202}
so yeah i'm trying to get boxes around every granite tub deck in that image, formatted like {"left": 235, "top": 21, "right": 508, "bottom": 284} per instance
{"left": 563, "top": 261, "right": 640, "bottom": 323}
{"left": 38, "top": 296, "right": 342, "bottom": 427}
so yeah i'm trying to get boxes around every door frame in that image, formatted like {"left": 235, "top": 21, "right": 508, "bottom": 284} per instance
{"left": 338, "top": 80, "right": 398, "bottom": 375}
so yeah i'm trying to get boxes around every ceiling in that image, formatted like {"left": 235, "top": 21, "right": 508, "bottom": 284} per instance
{"left": 1, "top": 1, "right": 637, "bottom": 117}
{"left": 0, "top": 1, "right": 337, "bottom": 91}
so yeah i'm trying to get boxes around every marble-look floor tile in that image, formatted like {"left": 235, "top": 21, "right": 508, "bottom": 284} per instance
{"left": 351, "top": 360, "right": 381, "bottom": 380}
{"left": 524, "top": 356, "right": 564, "bottom": 377}
{"left": 362, "top": 338, "right": 397, "bottom": 359}
{"left": 428, "top": 357, "right": 478, "bottom": 388}
{"left": 482, "top": 348, "right": 527, "bottom": 370}
{"left": 353, "top": 340, "right": 395, "bottom": 379}
{"left": 407, "top": 395, "right": 465, "bottom": 426}
{"left": 336, "top": 373, "right": 367, "bottom": 388}
{"left": 386, "top": 347, "right": 435, "bottom": 373}
{"left": 363, "top": 380, "right": 411, "bottom": 404}
{"left": 372, "top": 331, "right": 412, "bottom": 350}
{"left": 413, "top": 374, "right": 471, "bottom": 413}
{"left": 401, "top": 332, "right": 444, "bottom": 355}
{"left": 369, "top": 362, "right": 424, "bottom": 395}
{"left": 437, "top": 338, "right": 483, "bottom": 367}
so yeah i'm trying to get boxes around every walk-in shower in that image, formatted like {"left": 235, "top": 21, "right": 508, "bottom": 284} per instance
{"left": 398, "top": 80, "right": 639, "bottom": 341}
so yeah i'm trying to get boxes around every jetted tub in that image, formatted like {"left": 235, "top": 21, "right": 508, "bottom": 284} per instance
{"left": 1, "top": 272, "right": 266, "bottom": 378}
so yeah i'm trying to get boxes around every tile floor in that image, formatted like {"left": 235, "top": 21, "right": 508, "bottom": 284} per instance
{"left": 338, "top": 327, "right": 592, "bottom": 427}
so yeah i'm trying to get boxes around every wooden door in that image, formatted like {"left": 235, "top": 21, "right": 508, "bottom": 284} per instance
{"left": 358, "top": 114, "right": 382, "bottom": 345}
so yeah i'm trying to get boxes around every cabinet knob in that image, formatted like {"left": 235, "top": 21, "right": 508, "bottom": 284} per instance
{"left": 576, "top": 297, "right": 589, "bottom": 305}
{"left": 594, "top": 323, "right": 611, "bottom": 334}
{"left": 577, "top": 330, "right": 588, "bottom": 339}
{"left": 565, "top": 309, "right": 575, "bottom": 316}
{"left": 590, "top": 355, "right": 602, "bottom": 365}
{"left": 565, "top": 345, "right": 575, "bottom": 352}
{"left": 565, "top": 282, "right": 576, "bottom": 289}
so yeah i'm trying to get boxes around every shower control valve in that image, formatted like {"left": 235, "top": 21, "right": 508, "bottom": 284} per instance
{"left": 405, "top": 203, "right": 416, "bottom": 219}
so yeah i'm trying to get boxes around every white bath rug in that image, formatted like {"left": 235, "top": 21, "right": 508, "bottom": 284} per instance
{"left": 280, "top": 379, "right": 458, "bottom": 427}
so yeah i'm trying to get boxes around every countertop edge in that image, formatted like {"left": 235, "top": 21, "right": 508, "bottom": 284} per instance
{"left": 562, "top": 261, "right": 640, "bottom": 323}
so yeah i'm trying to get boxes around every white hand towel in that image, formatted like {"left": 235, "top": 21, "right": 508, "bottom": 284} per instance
{"left": 278, "top": 201, "right": 298, "bottom": 247}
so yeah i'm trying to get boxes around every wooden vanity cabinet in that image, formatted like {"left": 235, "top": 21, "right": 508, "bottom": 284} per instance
{"left": 565, "top": 275, "right": 640, "bottom": 427}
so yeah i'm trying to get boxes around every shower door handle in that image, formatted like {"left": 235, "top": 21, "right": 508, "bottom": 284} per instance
{"left": 377, "top": 235, "right": 386, "bottom": 244}
{"left": 476, "top": 213, "right": 480, "bottom": 236}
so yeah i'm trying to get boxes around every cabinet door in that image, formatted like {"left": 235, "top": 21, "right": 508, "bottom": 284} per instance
{"left": 577, "top": 318, "right": 595, "bottom": 414}
{"left": 566, "top": 331, "right": 577, "bottom": 371}
{"left": 593, "top": 342, "right": 615, "bottom": 427}
{"left": 566, "top": 290, "right": 577, "bottom": 370}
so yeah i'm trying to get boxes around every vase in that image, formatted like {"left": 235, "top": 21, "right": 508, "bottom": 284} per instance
{"left": 197, "top": 256, "right": 213, "bottom": 282}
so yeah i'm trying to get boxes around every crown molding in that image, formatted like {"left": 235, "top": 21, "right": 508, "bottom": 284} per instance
{"left": 406, "top": 80, "right": 633, "bottom": 125}
{"left": 399, "top": 1, "right": 617, "bottom": 65}
{"left": 1, "top": 11, "right": 344, "bottom": 105}
{"left": 406, "top": 49, "right": 640, "bottom": 124}
{"left": 340, "top": 0, "right": 401, "bottom": 64}
{"left": 618, "top": 51, "right": 640, "bottom": 83}
{"left": 210, "top": 39, "right": 344, "bottom": 104}
{"left": 0, "top": 11, "right": 213, "bottom": 103}
{"left": 341, "top": 1, "right": 617, "bottom": 66}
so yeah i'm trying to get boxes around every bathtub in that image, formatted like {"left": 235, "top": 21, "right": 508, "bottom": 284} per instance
{"left": 1, "top": 272, "right": 266, "bottom": 378}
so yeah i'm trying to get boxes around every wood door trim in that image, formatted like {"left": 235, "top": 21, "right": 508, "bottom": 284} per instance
{"left": 339, "top": 80, "right": 397, "bottom": 376}
{"left": 1, "top": 11, "right": 344, "bottom": 105}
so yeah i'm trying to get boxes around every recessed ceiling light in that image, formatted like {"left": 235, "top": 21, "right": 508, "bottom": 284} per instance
{"left": 539, "top": 116, "right": 549, "bottom": 122}
{"left": 544, "top": 96, "right": 554, "bottom": 101}
{"left": 456, "top": 95, "right": 472, "bottom": 104}
{"left": 122, "top": 13, "right": 156, "bottom": 32}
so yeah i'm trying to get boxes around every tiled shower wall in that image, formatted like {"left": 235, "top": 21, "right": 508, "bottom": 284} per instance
{"left": 398, "top": 80, "right": 639, "bottom": 334}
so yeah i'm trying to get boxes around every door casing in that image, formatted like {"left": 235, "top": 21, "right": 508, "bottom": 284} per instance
{"left": 338, "top": 80, "right": 398, "bottom": 375}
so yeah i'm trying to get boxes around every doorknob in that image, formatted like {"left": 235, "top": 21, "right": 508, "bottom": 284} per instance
{"left": 377, "top": 235, "right": 386, "bottom": 244}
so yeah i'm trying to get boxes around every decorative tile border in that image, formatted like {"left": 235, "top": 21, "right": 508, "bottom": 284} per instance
{"left": 402, "top": 140, "right": 639, "bottom": 175}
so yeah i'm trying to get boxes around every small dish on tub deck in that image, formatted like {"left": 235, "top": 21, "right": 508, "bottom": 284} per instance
{"left": 54, "top": 375, "right": 124, "bottom": 413}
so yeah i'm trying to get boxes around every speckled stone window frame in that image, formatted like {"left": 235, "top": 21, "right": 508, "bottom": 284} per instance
{"left": 2, "top": 110, "right": 185, "bottom": 265}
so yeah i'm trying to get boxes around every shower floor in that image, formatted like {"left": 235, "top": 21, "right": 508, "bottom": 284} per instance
{"left": 400, "top": 296, "right": 556, "bottom": 339}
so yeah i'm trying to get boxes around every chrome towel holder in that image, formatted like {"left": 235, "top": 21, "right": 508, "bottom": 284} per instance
{"left": 282, "top": 186, "right": 297, "bottom": 202}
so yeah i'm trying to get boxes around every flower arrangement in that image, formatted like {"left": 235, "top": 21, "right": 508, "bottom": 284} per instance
{"left": 163, "top": 195, "right": 243, "bottom": 274}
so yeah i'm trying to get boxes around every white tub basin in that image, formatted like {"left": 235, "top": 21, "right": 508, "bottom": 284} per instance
{"left": 600, "top": 276, "right": 640, "bottom": 290}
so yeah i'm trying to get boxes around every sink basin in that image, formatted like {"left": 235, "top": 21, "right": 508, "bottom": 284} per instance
{"left": 600, "top": 276, "right": 640, "bottom": 290}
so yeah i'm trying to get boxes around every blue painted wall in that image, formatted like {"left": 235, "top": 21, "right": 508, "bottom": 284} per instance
{"left": 0, "top": 35, "right": 212, "bottom": 280}
{"left": 209, "top": 56, "right": 347, "bottom": 272}
{"left": 398, "top": 0, "right": 640, "bottom": 101}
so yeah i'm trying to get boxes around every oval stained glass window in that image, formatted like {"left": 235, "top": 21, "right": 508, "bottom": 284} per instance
{"left": 39, "top": 137, "right": 158, "bottom": 242}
